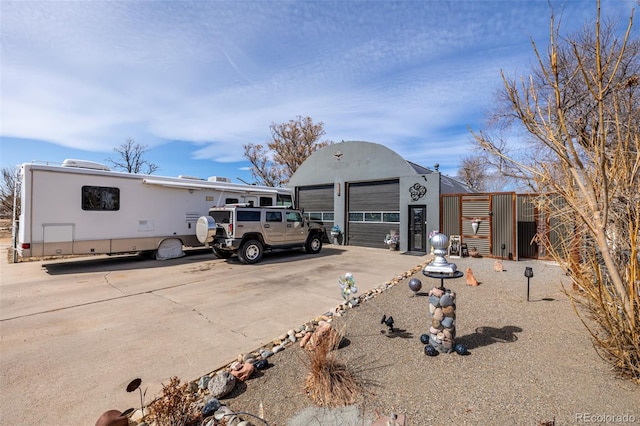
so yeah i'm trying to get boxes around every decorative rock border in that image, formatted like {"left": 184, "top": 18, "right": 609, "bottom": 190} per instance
{"left": 126, "top": 259, "right": 432, "bottom": 425}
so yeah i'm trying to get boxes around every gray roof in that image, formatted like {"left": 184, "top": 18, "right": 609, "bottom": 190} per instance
{"left": 407, "top": 161, "right": 474, "bottom": 194}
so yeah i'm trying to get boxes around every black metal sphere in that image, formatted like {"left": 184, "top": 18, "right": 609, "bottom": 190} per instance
{"left": 424, "top": 345, "right": 439, "bottom": 356}
{"left": 454, "top": 343, "right": 470, "bottom": 356}
{"left": 408, "top": 278, "right": 422, "bottom": 292}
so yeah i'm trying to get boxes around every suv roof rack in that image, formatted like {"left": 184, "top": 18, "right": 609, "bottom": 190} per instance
{"left": 222, "top": 203, "right": 253, "bottom": 207}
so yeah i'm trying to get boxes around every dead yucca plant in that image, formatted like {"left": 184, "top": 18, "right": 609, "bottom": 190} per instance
{"left": 304, "top": 324, "right": 360, "bottom": 407}
{"left": 147, "top": 376, "right": 200, "bottom": 426}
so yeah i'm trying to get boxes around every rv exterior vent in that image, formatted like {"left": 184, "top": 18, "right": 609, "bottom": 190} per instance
{"left": 62, "top": 159, "right": 110, "bottom": 171}
{"left": 208, "top": 176, "right": 231, "bottom": 183}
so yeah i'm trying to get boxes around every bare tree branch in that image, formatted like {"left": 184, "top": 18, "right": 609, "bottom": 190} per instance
{"left": 0, "top": 166, "right": 20, "bottom": 217}
{"left": 244, "top": 116, "right": 331, "bottom": 186}
{"left": 106, "top": 138, "right": 159, "bottom": 174}
{"left": 471, "top": 1, "right": 639, "bottom": 381}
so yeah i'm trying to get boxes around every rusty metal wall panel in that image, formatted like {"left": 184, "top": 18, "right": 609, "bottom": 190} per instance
{"left": 461, "top": 195, "right": 490, "bottom": 218}
{"left": 491, "top": 193, "right": 514, "bottom": 259}
{"left": 548, "top": 194, "right": 570, "bottom": 255}
{"left": 460, "top": 194, "right": 491, "bottom": 256}
{"left": 517, "top": 194, "right": 536, "bottom": 221}
{"left": 465, "top": 237, "right": 490, "bottom": 255}
{"left": 441, "top": 195, "right": 460, "bottom": 236}
{"left": 443, "top": 192, "right": 575, "bottom": 261}
{"left": 517, "top": 194, "right": 538, "bottom": 258}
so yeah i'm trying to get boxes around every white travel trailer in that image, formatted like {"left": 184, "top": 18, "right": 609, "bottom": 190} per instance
{"left": 15, "top": 159, "right": 293, "bottom": 260}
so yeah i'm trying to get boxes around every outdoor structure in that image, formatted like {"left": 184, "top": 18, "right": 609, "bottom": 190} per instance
{"left": 440, "top": 192, "right": 565, "bottom": 260}
{"left": 287, "top": 141, "right": 471, "bottom": 253}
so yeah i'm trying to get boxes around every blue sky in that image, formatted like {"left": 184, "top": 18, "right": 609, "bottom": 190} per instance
{"left": 1, "top": 1, "right": 636, "bottom": 184}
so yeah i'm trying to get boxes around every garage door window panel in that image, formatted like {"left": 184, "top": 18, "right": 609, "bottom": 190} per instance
{"left": 349, "top": 212, "right": 399, "bottom": 223}
{"left": 365, "top": 213, "right": 381, "bottom": 222}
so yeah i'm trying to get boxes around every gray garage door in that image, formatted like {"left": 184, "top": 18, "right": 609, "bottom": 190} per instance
{"left": 347, "top": 180, "right": 400, "bottom": 248}
{"left": 296, "top": 185, "right": 334, "bottom": 230}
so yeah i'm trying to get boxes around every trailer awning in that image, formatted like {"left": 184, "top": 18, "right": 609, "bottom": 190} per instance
{"left": 141, "top": 178, "right": 280, "bottom": 194}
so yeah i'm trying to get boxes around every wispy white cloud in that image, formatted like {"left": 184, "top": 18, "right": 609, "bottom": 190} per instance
{"left": 1, "top": 0, "right": 635, "bottom": 180}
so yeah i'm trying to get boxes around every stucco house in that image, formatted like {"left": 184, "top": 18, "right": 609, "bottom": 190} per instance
{"left": 287, "top": 141, "right": 471, "bottom": 253}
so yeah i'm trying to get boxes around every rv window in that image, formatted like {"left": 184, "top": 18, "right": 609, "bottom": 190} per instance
{"left": 277, "top": 194, "right": 293, "bottom": 207}
{"left": 259, "top": 196, "right": 273, "bottom": 207}
{"left": 225, "top": 198, "right": 239, "bottom": 204}
{"left": 237, "top": 211, "right": 261, "bottom": 222}
{"left": 82, "top": 186, "right": 120, "bottom": 211}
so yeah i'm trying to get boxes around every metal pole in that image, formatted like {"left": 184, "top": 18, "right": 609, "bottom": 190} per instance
{"left": 527, "top": 277, "right": 530, "bottom": 302}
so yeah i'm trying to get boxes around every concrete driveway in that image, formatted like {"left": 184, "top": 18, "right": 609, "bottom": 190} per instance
{"left": 0, "top": 245, "right": 427, "bottom": 425}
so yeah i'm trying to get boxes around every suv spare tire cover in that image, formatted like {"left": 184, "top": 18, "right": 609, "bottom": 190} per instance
{"left": 196, "top": 216, "right": 217, "bottom": 244}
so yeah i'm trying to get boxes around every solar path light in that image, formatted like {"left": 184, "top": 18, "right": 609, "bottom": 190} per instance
{"left": 524, "top": 267, "right": 534, "bottom": 301}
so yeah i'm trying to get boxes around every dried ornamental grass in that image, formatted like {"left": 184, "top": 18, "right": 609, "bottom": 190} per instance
{"left": 303, "top": 326, "right": 360, "bottom": 407}
{"left": 147, "top": 376, "right": 200, "bottom": 426}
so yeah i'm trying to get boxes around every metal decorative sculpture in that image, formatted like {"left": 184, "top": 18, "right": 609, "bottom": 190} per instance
{"left": 381, "top": 314, "right": 395, "bottom": 333}
{"left": 422, "top": 233, "right": 469, "bottom": 356}
{"left": 409, "top": 183, "right": 427, "bottom": 201}
{"left": 424, "top": 233, "right": 457, "bottom": 274}
{"left": 408, "top": 278, "right": 422, "bottom": 297}
{"left": 339, "top": 272, "right": 358, "bottom": 305}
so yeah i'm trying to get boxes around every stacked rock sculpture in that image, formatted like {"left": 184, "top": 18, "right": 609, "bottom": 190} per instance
{"left": 426, "top": 286, "right": 457, "bottom": 353}
{"left": 423, "top": 286, "right": 470, "bottom": 356}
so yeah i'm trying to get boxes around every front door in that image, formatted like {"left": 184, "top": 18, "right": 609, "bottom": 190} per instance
{"left": 263, "top": 210, "right": 286, "bottom": 243}
{"left": 285, "top": 210, "right": 306, "bottom": 243}
{"left": 408, "top": 205, "right": 427, "bottom": 252}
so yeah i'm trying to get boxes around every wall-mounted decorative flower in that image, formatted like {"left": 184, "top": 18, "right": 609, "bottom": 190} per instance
{"left": 471, "top": 218, "right": 481, "bottom": 235}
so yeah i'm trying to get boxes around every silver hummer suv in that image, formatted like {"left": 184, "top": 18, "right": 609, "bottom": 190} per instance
{"left": 196, "top": 205, "right": 325, "bottom": 264}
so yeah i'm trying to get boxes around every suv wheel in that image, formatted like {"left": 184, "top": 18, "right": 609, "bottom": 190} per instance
{"left": 239, "top": 239, "right": 263, "bottom": 264}
{"left": 305, "top": 234, "right": 322, "bottom": 254}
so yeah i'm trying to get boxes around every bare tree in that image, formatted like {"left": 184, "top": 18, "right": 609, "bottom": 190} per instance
{"left": 457, "top": 155, "right": 489, "bottom": 191}
{"left": 457, "top": 153, "right": 528, "bottom": 192}
{"left": 244, "top": 116, "right": 331, "bottom": 186}
{"left": 106, "top": 138, "right": 159, "bottom": 174}
{"left": 472, "top": 1, "right": 639, "bottom": 381}
{"left": 0, "top": 166, "right": 20, "bottom": 218}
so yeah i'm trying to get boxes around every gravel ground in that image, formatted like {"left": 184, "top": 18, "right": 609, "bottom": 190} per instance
{"left": 221, "top": 257, "right": 639, "bottom": 426}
